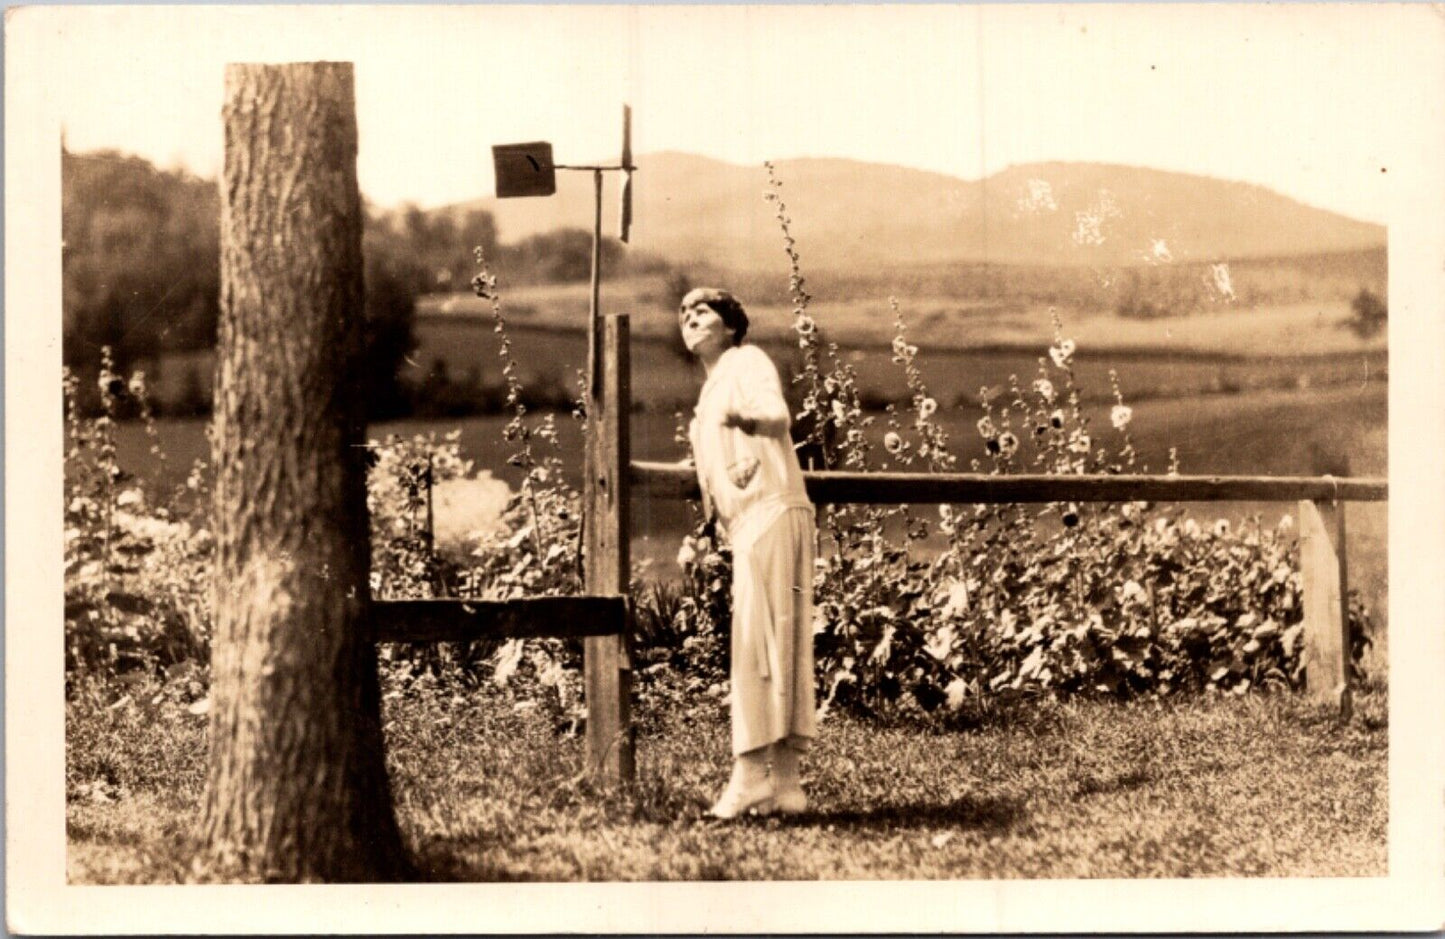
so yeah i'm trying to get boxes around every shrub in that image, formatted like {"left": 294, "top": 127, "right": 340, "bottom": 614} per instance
{"left": 1345, "top": 287, "right": 1387, "bottom": 339}
{"left": 64, "top": 350, "right": 212, "bottom": 688}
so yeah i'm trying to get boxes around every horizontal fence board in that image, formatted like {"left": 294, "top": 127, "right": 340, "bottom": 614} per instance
{"left": 631, "top": 461, "right": 1388, "bottom": 505}
{"left": 371, "top": 596, "right": 628, "bottom": 644}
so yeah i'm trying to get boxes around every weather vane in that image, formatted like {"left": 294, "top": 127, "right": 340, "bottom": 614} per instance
{"left": 491, "top": 104, "right": 635, "bottom": 396}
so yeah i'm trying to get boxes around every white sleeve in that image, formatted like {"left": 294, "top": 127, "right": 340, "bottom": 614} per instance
{"left": 729, "top": 345, "right": 791, "bottom": 436}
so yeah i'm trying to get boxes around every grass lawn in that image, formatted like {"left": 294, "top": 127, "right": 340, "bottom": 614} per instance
{"left": 67, "top": 676, "right": 1387, "bottom": 883}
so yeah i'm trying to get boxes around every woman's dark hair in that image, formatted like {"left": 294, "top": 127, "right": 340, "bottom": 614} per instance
{"left": 711, "top": 295, "right": 749, "bottom": 345}
{"left": 681, "top": 287, "right": 749, "bottom": 345}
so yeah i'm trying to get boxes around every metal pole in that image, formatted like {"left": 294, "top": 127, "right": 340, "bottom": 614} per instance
{"left": 424, "top": 452, "right": 434, "bottom": 549}
{"left": 589, "top": 169, "right": 603, "bottom": 396}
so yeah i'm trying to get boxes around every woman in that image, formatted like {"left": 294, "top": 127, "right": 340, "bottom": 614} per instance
{"left": 678, "top": 287, "right": 817, "bottom": 819}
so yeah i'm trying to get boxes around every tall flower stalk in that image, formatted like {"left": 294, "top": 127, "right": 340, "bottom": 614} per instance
{"left": 763, "top": 161, "right": 829, "bottom": 466}
{"left": 471, "top": 248, "right": 568, "bottom": 569}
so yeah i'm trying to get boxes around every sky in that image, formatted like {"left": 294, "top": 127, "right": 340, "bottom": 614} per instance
{"left": 45, "top": 4, "right": 1443, "bottom": 225}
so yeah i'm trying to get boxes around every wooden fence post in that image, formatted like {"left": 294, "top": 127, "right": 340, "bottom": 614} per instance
{"left": 584, "top": 314, "right": 634, "bottom": 784}
{"left": 1299, "top": 497, "right": 1352, "bottom": 719}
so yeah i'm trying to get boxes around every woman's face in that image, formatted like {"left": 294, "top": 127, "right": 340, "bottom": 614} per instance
{"left": 679, "top": 301, "right": 731, "bottom": 359}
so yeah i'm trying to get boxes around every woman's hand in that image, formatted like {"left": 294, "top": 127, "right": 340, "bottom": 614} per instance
{"left": 722, "top": 412, "right": 759, "bottom": 435}
{"left": 727, "top": 456, "right": 760, "bottom": 489}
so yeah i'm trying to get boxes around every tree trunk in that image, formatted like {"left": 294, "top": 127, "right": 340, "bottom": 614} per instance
{"left": 203, "top": 62, "right": 409, "bottom": 882}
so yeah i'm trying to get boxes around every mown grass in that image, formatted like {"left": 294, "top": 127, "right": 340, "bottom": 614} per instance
{"left": 67, "top": 675, "right": 1387, "bottom": 883}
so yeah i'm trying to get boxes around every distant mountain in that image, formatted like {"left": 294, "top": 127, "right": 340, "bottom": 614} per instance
{"left": 461, "top": 152, "right": 1384, "bottom": 272}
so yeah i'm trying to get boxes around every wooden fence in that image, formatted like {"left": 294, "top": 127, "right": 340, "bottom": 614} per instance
{"left": 377, "top": 314, "right": 1387, "bottom": 785}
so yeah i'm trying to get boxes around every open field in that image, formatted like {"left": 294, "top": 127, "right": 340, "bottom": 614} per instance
{"left": 140, "top": 277, "right": 1386, "bottom": 416}
{"left": 115, "top": 383, "right": 1387, "bottom": 491}
{"left": 67, "top": 671, "right": 1386, "bottom": 883}
{"left": 423, "top": 274, "right": 1389, "bottom": 357}
{"left": 139, "top": 318, "right": 1388, "bottom": 419}
{"left": 396, "top": 316, "right": 1385, "bottom": 415}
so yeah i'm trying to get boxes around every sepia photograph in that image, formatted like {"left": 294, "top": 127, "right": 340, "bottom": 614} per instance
{"left": 6, "top": 3, "right": 1444, "bottom": 933}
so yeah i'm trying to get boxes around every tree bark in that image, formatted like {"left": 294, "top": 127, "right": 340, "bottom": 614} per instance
{"left": 204, "top": 62, "right": 409, "bottom": 882}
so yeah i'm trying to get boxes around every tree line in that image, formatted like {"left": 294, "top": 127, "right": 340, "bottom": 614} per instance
{"left": 62, "top": 148, "right": 658, "bottom": 418}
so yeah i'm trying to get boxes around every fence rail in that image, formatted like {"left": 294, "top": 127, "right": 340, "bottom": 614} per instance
{"left": 371, "top": 597, "right": 629, "bottom": 644}
{"left": 632, "top": 456, "right": 1384, "bottom": 720}
{"left": 630, "top": 462, "right": 1388, "bottom": 505}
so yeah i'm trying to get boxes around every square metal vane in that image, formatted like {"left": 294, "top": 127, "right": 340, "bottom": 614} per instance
{"left": 492, "top": 141, "right": 556, "bottom": 198}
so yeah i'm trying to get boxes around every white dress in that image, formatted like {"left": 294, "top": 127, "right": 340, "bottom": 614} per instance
{"left": 688, "top": 344, "right": 818, "bottom": 755}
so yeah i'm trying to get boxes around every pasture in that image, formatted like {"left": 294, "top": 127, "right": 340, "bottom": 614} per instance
{"left": 139, "top": 281, "right": 1386, "bottom": 418}
{"left": 406, "top": 292, "right": 1386, "bottom": 415}
{"left": 423, "top": 274, "right": 1390, "bottom": 358}
{"left": 396, "top": 317, "right": 1384, "bottom": 415}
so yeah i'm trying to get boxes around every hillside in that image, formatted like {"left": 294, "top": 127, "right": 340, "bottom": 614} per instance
{"left": 462, "top": 153, "right": 1385, "bottom": 273}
